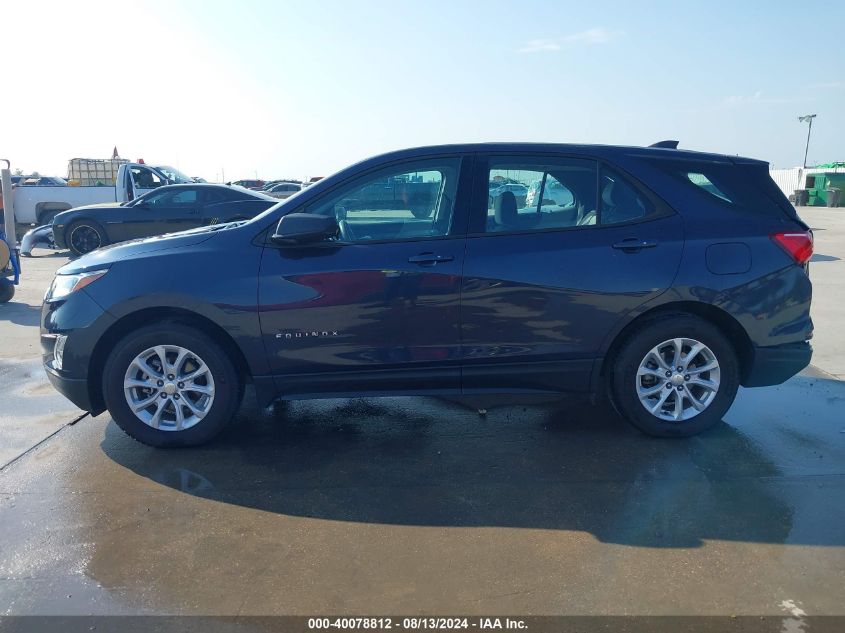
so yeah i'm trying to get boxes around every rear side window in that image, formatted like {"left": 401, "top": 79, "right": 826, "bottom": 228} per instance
{"left": 483, "top": 158, "right": 598, "bottom": 233}
{"left": 477, "top": 158, "right": 664, "bottom": 233}
{"left": 600, "top": 166, "right": 654, "bottom": 225}
{"left": 203, "top": 189, "right": 230, "bottom": 203}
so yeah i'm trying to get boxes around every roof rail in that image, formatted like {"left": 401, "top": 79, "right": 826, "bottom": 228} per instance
{"left": 649, "top": 140, "right": 679, "bottom": 149}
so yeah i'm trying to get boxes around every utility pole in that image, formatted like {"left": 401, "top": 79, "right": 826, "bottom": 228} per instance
{"left": 798, "top": 114, "right": 817, "bottom": 168}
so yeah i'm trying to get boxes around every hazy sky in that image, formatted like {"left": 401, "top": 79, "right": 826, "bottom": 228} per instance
{"left": 3, "top": 0, "right": 843, "bottom": 181}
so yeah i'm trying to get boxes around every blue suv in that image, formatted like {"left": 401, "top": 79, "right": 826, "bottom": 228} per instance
{"left": 41, "top": 142, "right": 814, "bottom": 446}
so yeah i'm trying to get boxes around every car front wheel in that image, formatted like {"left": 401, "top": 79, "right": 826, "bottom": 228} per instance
{"left": 609, "top": 315, "right": 740, "bottom": 437}
{"left": 103, "top": 323, "right": 242, "bottom": 447}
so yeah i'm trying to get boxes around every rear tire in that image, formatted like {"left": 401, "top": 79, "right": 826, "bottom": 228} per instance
{"left": 0, "top": 279, "right": 14, "bottom": 303}
{"left": 66, "top": 220, "right": 108, "bottom": 256}
{"left": 38, "top": 210, "right": 60, "bottom": 226}
{"left": 103, "top": 323, "right": 242, "bottom": 447}
{"left": 609, "top": 314, "right": 739, "bottom": 437}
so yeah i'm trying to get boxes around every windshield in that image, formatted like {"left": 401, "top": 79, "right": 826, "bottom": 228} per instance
{"left": 125, "top": 188, "right": 161, "bottom": 207}
{"left": 155, "top": 165, "right": 193, "bottom": 184}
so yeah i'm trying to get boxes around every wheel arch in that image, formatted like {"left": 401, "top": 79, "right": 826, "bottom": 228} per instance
{"left": 597, "top": 301, "right": 753, "bottom": 390}
{"left": 87, "top": 306, "right": 253, "bottom": 414}
{"left": 35, "top": 202, "right": 72, "bottom": 224}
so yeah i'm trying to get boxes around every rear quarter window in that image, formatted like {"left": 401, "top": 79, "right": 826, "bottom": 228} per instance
{"left": 649, "top": 159, "right": 799, "bottom": 221}
{"left": 685, "top": 172, "right": 732, "bottom": 202}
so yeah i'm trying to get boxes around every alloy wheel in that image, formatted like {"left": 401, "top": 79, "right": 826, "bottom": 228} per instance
{"left": 123, "top": 345, "right": 216, "bottom": 431}
{"left": 69, "top": 225, "right": 102, "bottom": 253}
{"left": 635, "top": 337, "right": 721, "bottom": 422}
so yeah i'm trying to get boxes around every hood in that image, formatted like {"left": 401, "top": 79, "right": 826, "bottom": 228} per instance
{"left": 58, "top": 225, "right": 220, "bottom": 274}
{"left": 54, "top": 203, "right": 124, "bottom": 223}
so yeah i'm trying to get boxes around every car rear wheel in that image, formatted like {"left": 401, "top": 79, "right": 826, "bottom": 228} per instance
{"left": 0, "top": 279, "right": 14, "bottom": 303}
{"left": 67, "top": 220, "right": 108, "bottom": 256}
{"left": 103, "top": 323, "right": 242, "bottom": 447}
{"left": 609, "top": 315, "right": 739, "bottom": 437}
{"left": 38, "top": 209, "right": 61, "bottom": 226}
{"left": 410, "top": 206, "right": 432, "bottom": 219}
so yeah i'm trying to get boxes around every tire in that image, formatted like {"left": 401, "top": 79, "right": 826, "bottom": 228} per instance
{"left": 66, "top": 220, "right": 108, "bottom": 256}
{"left": 102, "top": 323, "right": 242, "bottom": 447}
{"left": 410, "top": 206, "right": 431, "bottom": 219}
{"left": 38, "top": 209, "right": 60, "bottom": 226}
{"left": 609, "top": 314, "right": 739, "bottom": 437}
{"left": 0, "top": 279, "right": 14, "bottom": 303}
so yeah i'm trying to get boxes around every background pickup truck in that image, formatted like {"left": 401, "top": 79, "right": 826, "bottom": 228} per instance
{"left": 10, "top": 159, "right": 193, "bottom": 235}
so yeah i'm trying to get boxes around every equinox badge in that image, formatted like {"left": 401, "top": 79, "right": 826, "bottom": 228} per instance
{"left": 276, "top": 330, "right": 340, "bottom": 340}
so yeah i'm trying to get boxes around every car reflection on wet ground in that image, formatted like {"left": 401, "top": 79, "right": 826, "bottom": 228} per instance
{"left": 1, "top": 372, "right": 844, "bottom": 616}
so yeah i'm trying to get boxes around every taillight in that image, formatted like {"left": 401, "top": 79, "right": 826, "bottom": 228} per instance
{"left": 772, "top": 231, "right": 813, "bottom": 265}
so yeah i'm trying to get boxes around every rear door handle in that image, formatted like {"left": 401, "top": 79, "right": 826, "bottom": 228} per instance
{"left": 612, "top": 238, "right": 657, "bottom": 252}
{"left": 408, "top": 252, "right": 454, "bottom": 265}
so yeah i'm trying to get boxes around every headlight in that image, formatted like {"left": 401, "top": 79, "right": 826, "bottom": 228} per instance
{"left": 46, "top": 269, "right": 108, "bottom": 301}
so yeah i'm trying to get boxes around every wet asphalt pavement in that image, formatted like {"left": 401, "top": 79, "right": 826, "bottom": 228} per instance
{"left": 1, "top": 376, "right": 844, "bottom": 616}
{"left": 0, "top": 207, "right": 844, "bottom": 617}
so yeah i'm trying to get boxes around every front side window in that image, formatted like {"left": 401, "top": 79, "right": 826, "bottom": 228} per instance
{"left": 485, "top": 158, "right": 597, "bottom": 233}
{"left": 144, "top": 188, "right": 198, "bottom": 206}
{"left": 305, "top": 158, "right": 461, "bottom": 242}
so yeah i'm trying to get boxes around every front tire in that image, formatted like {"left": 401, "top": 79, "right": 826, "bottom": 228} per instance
{"left": 103, "top": 323, "right": 242, "bottom": 447}
{"left": 66, "top": 220, "right": 108, "bottom": 256}
{"left": 609, "top": 315, "right": 739, "bottom": 437}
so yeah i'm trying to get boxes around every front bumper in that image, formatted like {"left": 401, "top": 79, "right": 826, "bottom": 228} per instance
{"left": 41, "top": 288, "right": 115, "bottom": 414}
{"left": 44, "top": 361, "right": 95, "bottom": 412}
{"left": 52, "top": 225, "right": 67, "bottom": 249}
{"left": 742, "top": 341, "right": 812, "bottom": 387}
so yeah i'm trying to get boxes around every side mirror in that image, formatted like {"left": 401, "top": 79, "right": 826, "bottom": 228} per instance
{"left": 271, "top": 213, "right": 338, "bottom": 244}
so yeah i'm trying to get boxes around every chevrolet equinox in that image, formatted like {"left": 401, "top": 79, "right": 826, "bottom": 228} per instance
{"left": 41, "top": 142, "right": 814, "bottom": 447}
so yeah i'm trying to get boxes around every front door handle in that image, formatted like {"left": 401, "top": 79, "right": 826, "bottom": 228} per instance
{"left": 408, "top": 252, "right": 454, "bottom": 265}
{"left": 612, "top": 238, "right": 657, "bottom": 252}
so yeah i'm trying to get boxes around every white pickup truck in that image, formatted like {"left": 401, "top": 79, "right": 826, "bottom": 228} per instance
{"left": 11, "top": 161, "right": 194, "bottom": 230}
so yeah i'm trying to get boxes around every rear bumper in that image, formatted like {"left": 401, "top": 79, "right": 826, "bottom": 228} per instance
{"left": 742, "top": 341, "right": 812, "bottom": 387}
{"left": 44, "top": 361, "right": 96, "bottom": 413}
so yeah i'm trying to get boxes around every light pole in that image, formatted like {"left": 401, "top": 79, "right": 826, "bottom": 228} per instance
{"left": 798, "top": 114, "right": 817, "bottom": 168}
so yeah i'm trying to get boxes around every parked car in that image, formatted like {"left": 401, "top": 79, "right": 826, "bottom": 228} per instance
{"left": 232, "top": 179, "right": 265, "bottom": 190}
{"left": 489, "top": 182, "right": 528, "bottom": 207}
{"left": 11, "top": 160, "right": 192, "bottom": 231}
{"left": 51, "top": 183, "right": 278, "bottom": 256}
{"left": 14, "top": 175, "right": 68, "bottom": 187}
{"left": 266, "top": 182, "right": 302, "bottom": 199}
{"left": 524, "top": 178, "right": 574, "bottom": 208}
{"left": 41, "top": 142, "right": 813, "bottom": 447}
